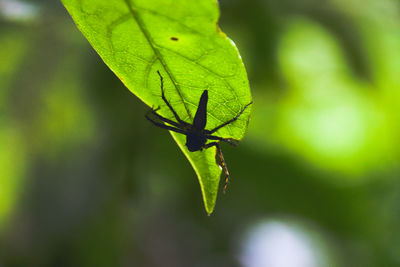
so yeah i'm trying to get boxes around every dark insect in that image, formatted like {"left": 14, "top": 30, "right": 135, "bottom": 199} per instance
{"left": 146, "top": 71, "right": 252, "bottom": 193}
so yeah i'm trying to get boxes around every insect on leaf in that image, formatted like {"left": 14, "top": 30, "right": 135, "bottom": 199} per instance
{"left": 62, "top": 0, "right": 252, "bottom": 214}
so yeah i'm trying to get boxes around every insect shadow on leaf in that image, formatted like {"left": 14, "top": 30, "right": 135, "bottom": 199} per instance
{"left": 146, "top": 71, "right": 252, "bottom": 193}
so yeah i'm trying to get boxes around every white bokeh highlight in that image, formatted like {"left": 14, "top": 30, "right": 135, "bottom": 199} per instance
{"left": 240, "top": 221, "right": 327, "bottom": 267}
{"left": 0, "top": 0, "right": 39, "bottom": 22}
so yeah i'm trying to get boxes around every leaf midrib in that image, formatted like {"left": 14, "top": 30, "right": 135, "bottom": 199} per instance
{"left": 122, "top": 0, "right": 192, "bottom": 119}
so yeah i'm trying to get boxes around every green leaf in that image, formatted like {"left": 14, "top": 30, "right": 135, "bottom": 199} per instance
{"left": 62, "top": 0, "right": 252, "bottom": 214}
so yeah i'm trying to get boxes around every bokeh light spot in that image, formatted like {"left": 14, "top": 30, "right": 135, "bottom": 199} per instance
{"left": 239, "top": 220, "right": 333, "bottom": 267}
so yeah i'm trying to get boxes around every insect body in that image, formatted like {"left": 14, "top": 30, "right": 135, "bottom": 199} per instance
{"left": 146, "top": 71, "right": 252, "bottom": 192}
{"left": 186, "top": 89, "right": 208, "bottom": 152}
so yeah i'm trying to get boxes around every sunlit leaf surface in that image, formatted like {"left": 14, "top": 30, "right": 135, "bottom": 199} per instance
{"left": 62, "top": 0, "right": 252, "bottom": 213}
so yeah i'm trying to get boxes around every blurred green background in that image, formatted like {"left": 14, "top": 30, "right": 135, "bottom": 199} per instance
{"left": 1, "top": 0, "right": 400, "bottom": 266}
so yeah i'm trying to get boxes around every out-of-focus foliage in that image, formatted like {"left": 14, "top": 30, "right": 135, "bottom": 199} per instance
{"left": 0, "top": 28, "right": 31, "bottom": 228}
{"left": 0, "top": 126, "right": 25, "bottom": 228}
{"left": 250, "top": 17, "right": 399, "bottom": 177}
{"left": 1, "top": 0, "right": 400, "bottom": 266}
{"left": 62, "top": 0, "right": 252, "bottom": 214}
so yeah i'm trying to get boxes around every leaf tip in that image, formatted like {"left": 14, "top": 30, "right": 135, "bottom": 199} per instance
{"left": 205, "top": 198, "right": 216, "bottom": 215}
{"left": 206, "top": 208, "right": 213, "bottom": 216}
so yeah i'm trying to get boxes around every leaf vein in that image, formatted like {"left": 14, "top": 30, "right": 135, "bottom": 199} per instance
{"left": 133, "top": 5, "right": 203, "bottom": 36}
{"left": 122, "top": 0, "right": 192, "bottom": 119}
{"left": 157, "top": 45, "right": 241, "bottom": 115}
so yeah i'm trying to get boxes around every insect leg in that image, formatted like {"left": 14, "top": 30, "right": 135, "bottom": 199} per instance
{"left": 203, "top": 142, "right": 219, "bottom": 149}
{"left": 147, "top": 108, "right": 182, "bottom": 128}
{"left": 157, "top": 70, "right": 189, "bottom": 126}
{"left": 145, "top": 113, "right": 187, "bottom": 135}
{"left": 206, "top": 101, "right": 253, "bottom": 134}
{"left": 204, "top": 142, "right": 231, "bottom": 194}
{"left": 205, "top": 135, "right": 239, "bottom": 146}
